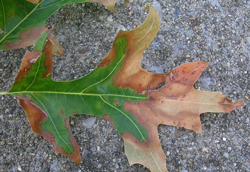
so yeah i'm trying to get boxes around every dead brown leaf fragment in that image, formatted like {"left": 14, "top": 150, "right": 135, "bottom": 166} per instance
{"left": 4, "top": 26, "right": 47, "bottom": 50}
{"left": 119, "top": 61, "right": 243, "bottom": 172}
{"left": 4, "top": 27, "right": 64, "bottom": 56}
{"left": 48, "top": 32, "right": 65, "bottom": 56}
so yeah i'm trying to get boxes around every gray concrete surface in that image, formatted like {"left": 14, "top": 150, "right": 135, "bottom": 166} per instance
{"left": 0, "top": 0, "right": 249, "bottom": 171}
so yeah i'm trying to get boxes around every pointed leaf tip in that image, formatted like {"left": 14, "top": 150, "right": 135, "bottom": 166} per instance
{"left": 165, "top": 61, "right": 209, "bottom": 85}
{"left": 112, "top": 6, "right": 164, "bottom": 93}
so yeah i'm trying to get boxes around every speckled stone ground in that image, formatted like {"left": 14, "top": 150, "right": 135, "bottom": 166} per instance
{"left": 0, "top": 0, "right": 249, "bottom": 172}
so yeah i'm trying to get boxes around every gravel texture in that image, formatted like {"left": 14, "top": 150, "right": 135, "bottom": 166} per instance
{"left": 0, "top": 0, "right": 249, "bottom": 172}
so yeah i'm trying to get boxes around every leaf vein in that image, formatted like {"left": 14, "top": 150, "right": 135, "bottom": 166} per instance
{"left": 99, "top": 95, "right": 146, "bottom": 141}
{"left": 11, "top": 91, "right": 146, "bottom": 100}
{"left": 80, "top": 54, "right": 125, "bottom": 93}
{"left": 0, "top": 0, "right": 44, "bottom": 44}
{"left": 32, "top": 93, "right": 73, "bottom": 152}
{"left": 25, "top": 54, "right": 42, "bottom": 91}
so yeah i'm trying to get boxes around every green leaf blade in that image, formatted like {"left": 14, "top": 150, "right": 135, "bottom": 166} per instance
{"left": 0, "top": 0, "right": 116, "bottom": 50}
{"left": 6, "top": 5, "right": 159, "bottom": 162}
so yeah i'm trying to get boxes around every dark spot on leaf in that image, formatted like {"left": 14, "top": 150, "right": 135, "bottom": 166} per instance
{"left": 114, "top": 100, "right": 119, "bottom": 106}
{"left": 59, "top": 110, "right": 65, "bottom": 116}
{"left": 8, "top": 13, "right": 13, "bottom": 18}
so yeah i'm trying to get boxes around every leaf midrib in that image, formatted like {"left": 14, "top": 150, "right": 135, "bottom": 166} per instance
{"left": 10, "top": 91, "right": 146, "bottom": 99}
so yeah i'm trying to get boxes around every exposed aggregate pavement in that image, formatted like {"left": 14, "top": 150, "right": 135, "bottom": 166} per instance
{"left": 0, "top": 0, "right": 249, "bottom": 172}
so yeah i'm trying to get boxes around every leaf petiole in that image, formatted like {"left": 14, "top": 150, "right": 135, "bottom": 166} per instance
{"left": 0, "top": 92, "right": 9, "bottom": 95}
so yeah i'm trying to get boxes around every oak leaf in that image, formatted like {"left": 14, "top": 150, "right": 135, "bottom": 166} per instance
{"left": 0, "top": 0, "right": 116, "bottom": 51}
{"left": 0, "top": 6, "right": 243, "bottom": 172}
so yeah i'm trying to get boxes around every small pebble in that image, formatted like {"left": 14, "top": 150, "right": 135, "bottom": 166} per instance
{"left": 18, "top": 165, "right": 22, "bottom": 171}
{"left": 175, "top": 130, "right": 182, "bottom": 137}
{"left": 246, "top": 118, "right": 249, "bottom": 124}
{"left": 99, "top": 16, "right": 105, "bottom": 21}
{"left": 107, "top": 16, "right": 113, "bottom": 22}
{"left": 83, "top": 117, "right": 96, "bottom": 128}
{"left": 223, "top": 152, "right": 229, "bottom": 159}
{"left": 166, "top": 151, "right": 170, "bottom": 156}
{"left": 213, "top": 160, "right": 220, "bottom": 166}
{"left": 202, "top": 148, "right": 208, "bottom": 152}
{"left": 42, "top": 167, "right": 50, "bottom": 172}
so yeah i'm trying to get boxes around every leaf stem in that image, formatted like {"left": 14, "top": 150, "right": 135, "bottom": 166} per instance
{"left": 0, "top": 92, "right": 9, "bottom": 95}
